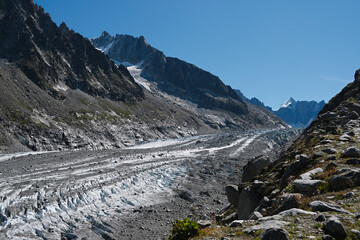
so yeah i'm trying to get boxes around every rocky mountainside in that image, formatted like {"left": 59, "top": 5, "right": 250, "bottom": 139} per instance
{"left": 0, "top": 1, "right": 287, "bottom": 153}
{"left": 91, "top": 32, "right": 248, "bottom": 114}
{"left": 198, "top": 68, "right": 360, "bottom": 239}
{"left": 273, "top": 98, "right": 326, "bottom": 128}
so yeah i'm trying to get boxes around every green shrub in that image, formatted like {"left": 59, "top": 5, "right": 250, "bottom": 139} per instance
{"left": 169, "top": 218, "right": 200, "bottom": 240}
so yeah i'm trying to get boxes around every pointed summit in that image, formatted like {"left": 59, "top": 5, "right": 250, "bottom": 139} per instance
{"left": 280, "top": 97, "right": 296, "bottom": 109}
{"left": 101, "top": 31, "right": 111, "bottom": 38}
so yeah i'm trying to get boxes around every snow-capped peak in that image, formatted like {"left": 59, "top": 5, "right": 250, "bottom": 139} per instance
{"left": 280, "top": 97, "right": 296, "bottom": 109}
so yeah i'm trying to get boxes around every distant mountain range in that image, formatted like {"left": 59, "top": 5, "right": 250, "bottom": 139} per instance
{"left": 235, "top": 90, "right": 325, "bottom": 128}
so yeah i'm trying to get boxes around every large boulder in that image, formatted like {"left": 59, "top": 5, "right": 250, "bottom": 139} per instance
{"left": 237, "top": 187, "right": 260, "bottom": 220}
{"left": 260, "top": 228, "right": 290, "bottom": 240}
{"left": 328, "top": 169, "right": 360, "bottom": 191}
{"left": 225, "top": 185, "right": 240, "bottom": 206}
{"left": 310, "top": 201, "right": 351, "bottom": 214}
{"left": 322, "top": 216, "right": 347, "bottom": 240}
{"left": 293, "top": 179, "right": 324, "bottom": 195}
{"left": 242, "top": 155, "right": 271, "bottom": 182}
{"left": 341, "top": 147, "right": 360, "bottom": 158}
{"left": 281, "top": 154, "right": 309, "bottom": 183}
{"left": 299, "top": 168, "right": 324, "bottom": 180}
{"left": 274, "top": 193, "right": 303, "bottom": 214}
{"left": 243, "top": 220, "right": 290, "bottom": 234}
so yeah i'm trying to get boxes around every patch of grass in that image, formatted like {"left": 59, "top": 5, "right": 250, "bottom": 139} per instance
{"left": 313, "top": 223, "right": 322, "bottom": 229}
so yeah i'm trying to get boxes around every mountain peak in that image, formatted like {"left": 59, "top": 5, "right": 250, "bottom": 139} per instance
{"left": 280, "top": 97, "right": 296, "bottom": 109}
{"left": 101, "top": 31, "right": 111, "bottom": 38}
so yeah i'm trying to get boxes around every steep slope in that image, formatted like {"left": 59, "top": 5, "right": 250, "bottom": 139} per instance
{"left": 207, "top": 68, "right": 360, "bottom": 239}
{"left": 91, "top": 32, "right": 248, "bottom": 114}
{"left": 273, "top": 98, "right": 325, "bottom": 128}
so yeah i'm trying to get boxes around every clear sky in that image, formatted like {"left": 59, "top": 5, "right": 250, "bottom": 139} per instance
{"left": 34, "top": 0, "right": 360, "bottom": 110}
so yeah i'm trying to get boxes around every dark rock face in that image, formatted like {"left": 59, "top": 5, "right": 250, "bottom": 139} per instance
{"left": 273, "top": 98, "right": 326, "bottom": 128}
{"left": 260, "top": 228, "right": 290, "bottom": 240}
{"left": 0, "top": 0, "right": 143, "bottom": 102}
{"left": 236, "top": 187, "right": 259, "bottom": 220}
{"left": 91, "top": 33, "right": 248, "bottom": 114}
{"left": 323, "top": 216, "right": 347, "bottom": 240}
{"left": 242, "top": 155, "right": 271, "bottom": 182}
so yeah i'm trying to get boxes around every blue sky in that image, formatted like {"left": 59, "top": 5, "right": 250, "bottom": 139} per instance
{"left": 34, "top": 0, "right": 360, "bottom": 110}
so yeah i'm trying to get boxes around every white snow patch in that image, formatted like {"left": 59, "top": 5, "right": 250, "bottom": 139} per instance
{"left": 127, "top": 65, "right": 152, "bottom": 92}
{"left": 53, "top": 82, "right": 69, "bottom": 92}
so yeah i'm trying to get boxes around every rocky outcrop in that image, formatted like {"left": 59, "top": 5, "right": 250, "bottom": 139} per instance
{"left": 237, "top": 187, "right": 259, "bottom": 220}
{"left": 241, "top": 155, "right": 271, "bottom": 182}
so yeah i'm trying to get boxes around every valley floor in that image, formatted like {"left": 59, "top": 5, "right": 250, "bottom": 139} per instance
{"left": 0, "top": 129, "right": 299, "bottom": 240}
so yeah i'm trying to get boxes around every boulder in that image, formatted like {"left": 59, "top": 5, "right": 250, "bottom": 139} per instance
{"left": 282, "top": 154, "right": 309, "bottom": 182}
{"left": 221, "top": 212, "right": 237, "bottom": 225}
{"left": 346, "top": 158, "right": 360, "bottom": 165}
{"left": 322, "top": 148, "right": 337, "bottom": 154}
{"left": 322, "top": 235, "right": 335, "bottom": 240}
{"left": 315, "top": 213, "right": 326, "bottom": 222}
{"left": 339, "top": 134, "right": 351, "bottom": 142}
{"left": 242, "top": 155, "right": 271, "bottom": 182}
{"left": 243, "top": 220, "right": 290, "bottom": 233}
{"left": 277, "top": 208, "right": 316, "bottom": 217}
{"left": 274, "top": 193, "right": 303, "bottom": 214}
{"left": 229, "top": 220, "right": 245, "bottom": 227}
{"left": 178, "top": 191, "right": 195, "bottom": 202}
{"left": 237, "top": 187, "right": 260, "bottom": 220}
{"left": 310, "top": 201, "right": 351, "bottom": 214}
{"left": 341, "top": 147, "right": 360, "bottom": 158}
{"left": 328, "top": 169, "right": 360, "bottom": 191}
{"left": 225, "top": 185, "right": 240, "bottom": 206}
{"left": 293, "top": 179, "right": 324, "bottom": 195}
{"left": 322, "top": 216, "right": 347, "bottom": 240}
{"left": 249, "top": 211, "right": 263, "bottom": 220}
{"left": 350, "top": 229, "right": 360, "bottom": 240}
{"left": 299, "top": 167, "right": 324, "bottom": 180}
{"left": 326, "top": 155, "right": 337, "bottom": 161}
{"left": 313, "top": 151, "right": 325, "bottom": 159}
{"left": 260, "top": 228, "right": 290, "bottom": 240}
{"left": 197, "top": 220, "right": 212, "bottom": 229}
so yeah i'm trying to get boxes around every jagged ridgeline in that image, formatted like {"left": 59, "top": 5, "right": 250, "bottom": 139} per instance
{"left": 91, "top": 32, "right": 248, "bottom": 114}
{"left": 0, "top": 0, "right": 287, "bottom": 153}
